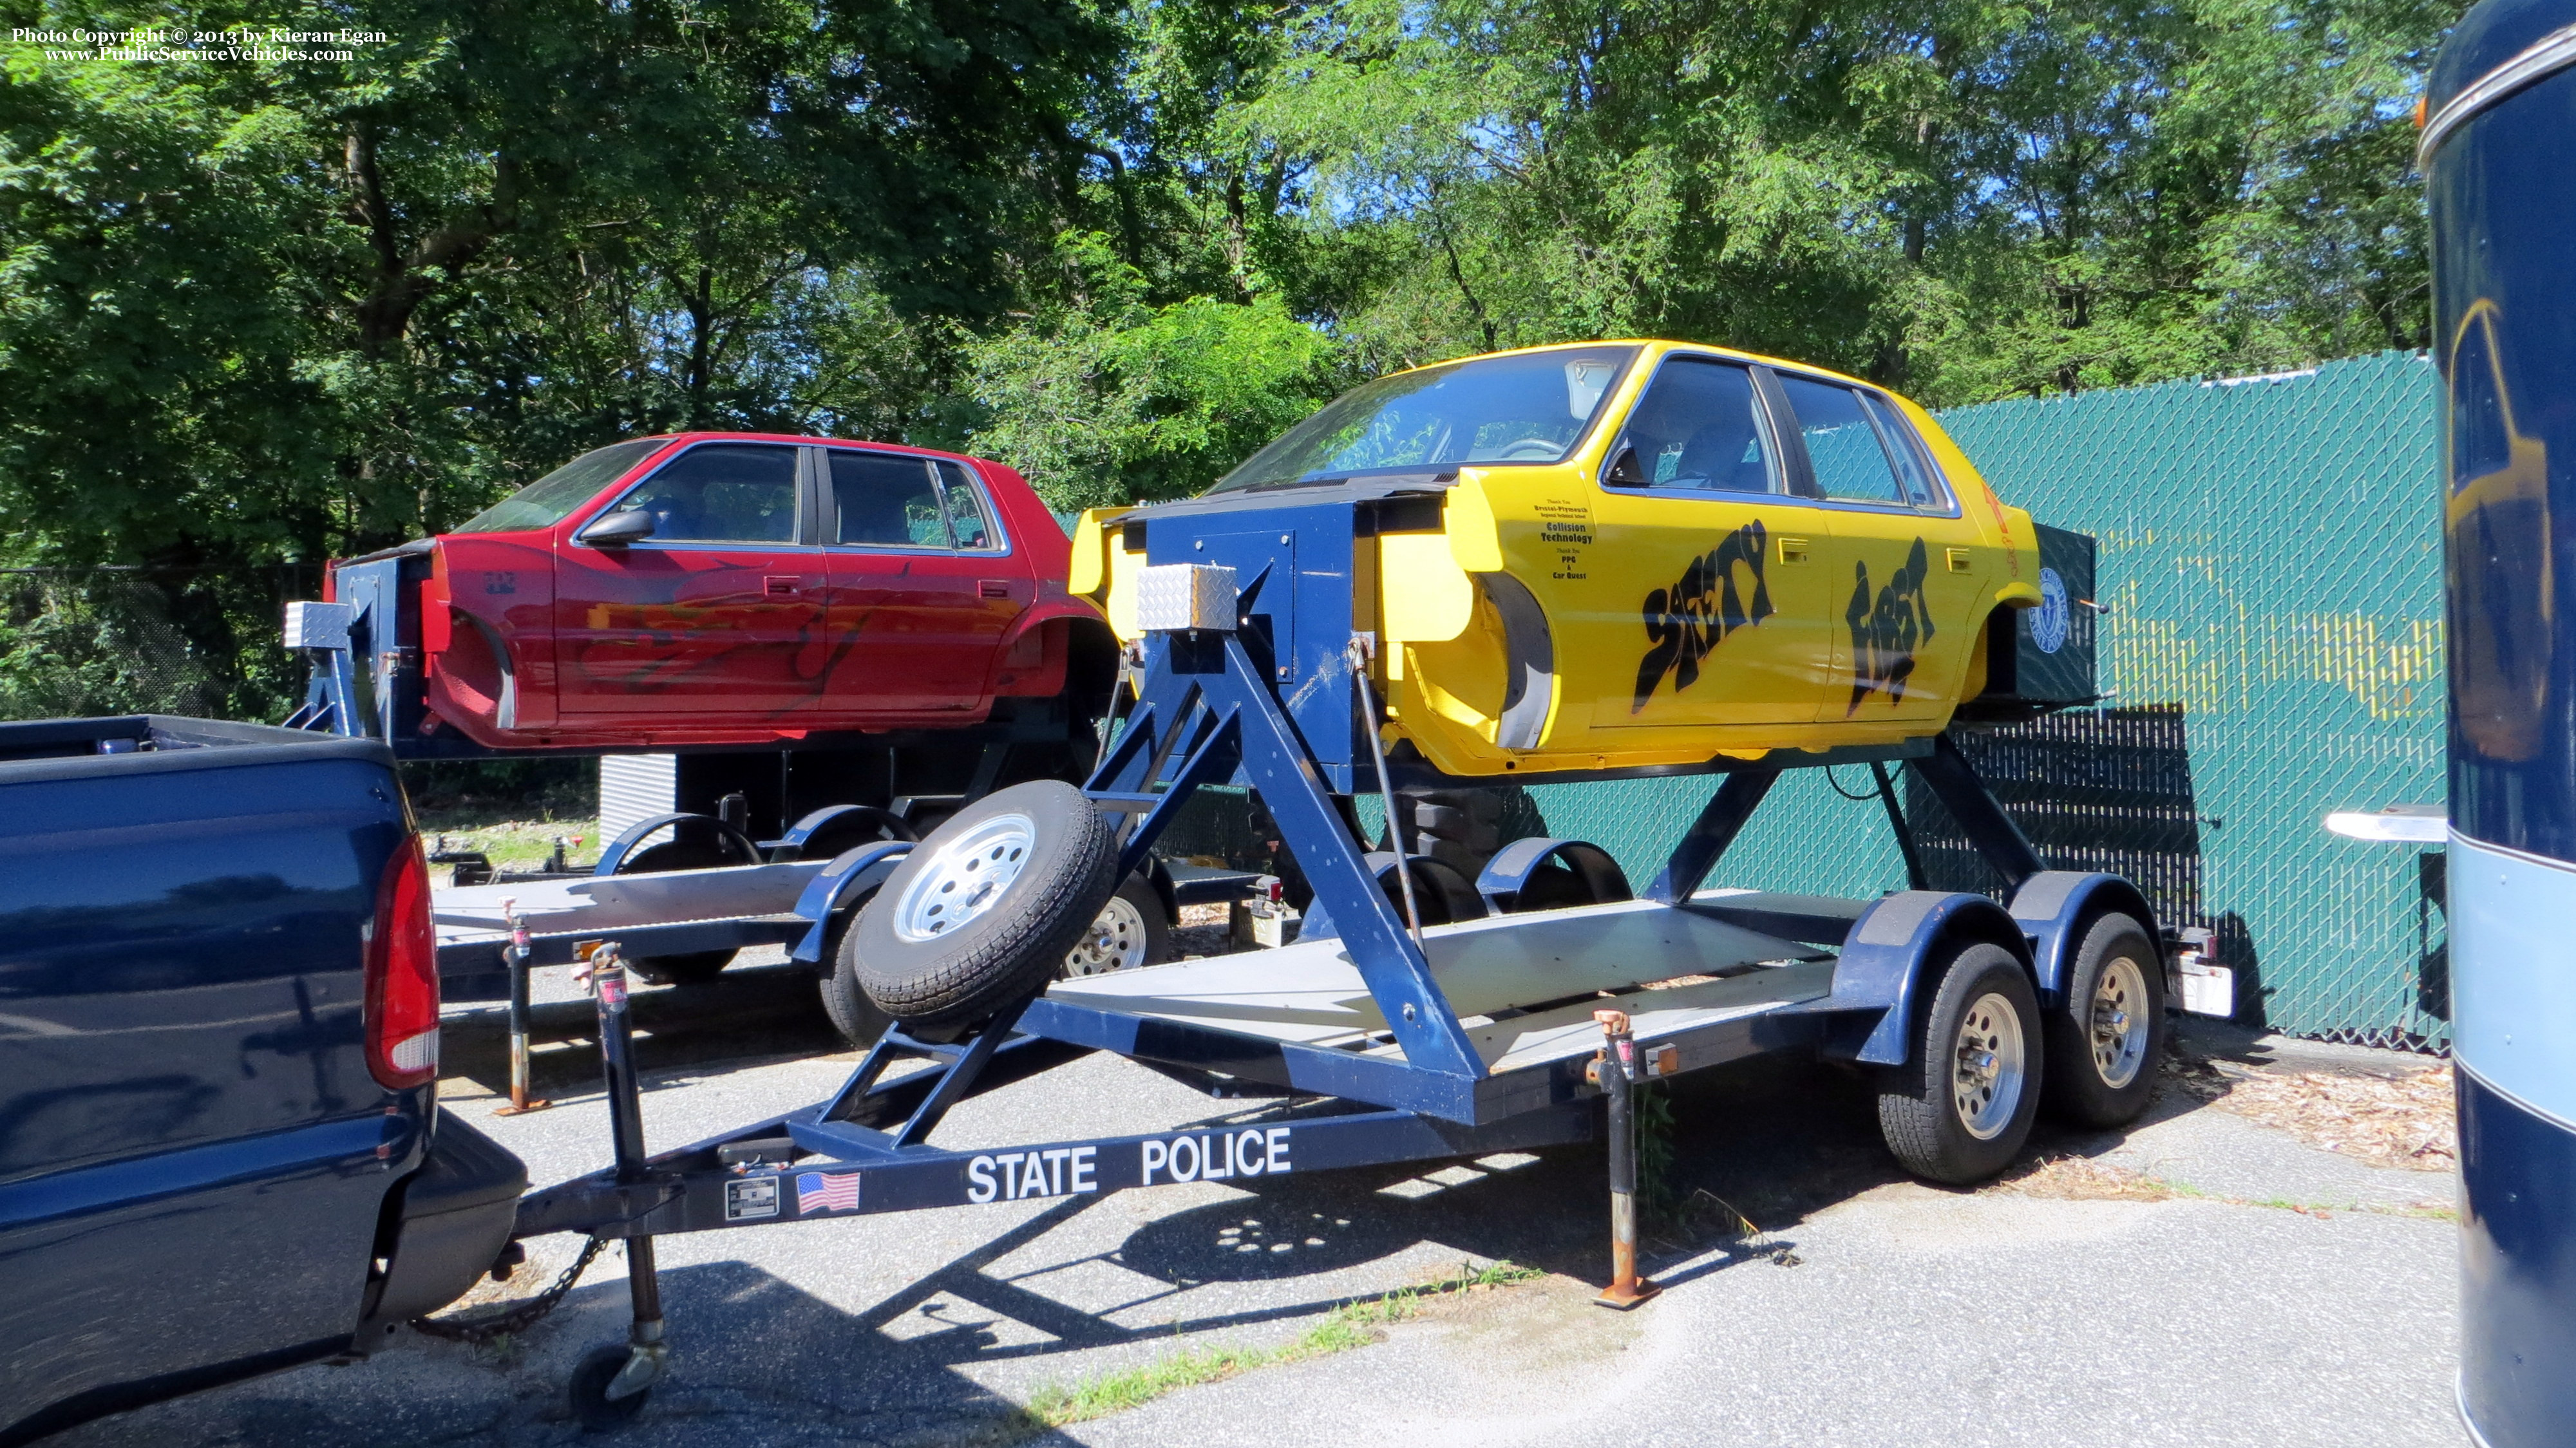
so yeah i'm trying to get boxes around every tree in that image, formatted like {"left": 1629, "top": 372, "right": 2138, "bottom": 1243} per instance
{"left": 963, "top": 232, "right": 1342, "bottom": 508}
{"left": 0, "top": 0, "right": 1119, "bottom": 714}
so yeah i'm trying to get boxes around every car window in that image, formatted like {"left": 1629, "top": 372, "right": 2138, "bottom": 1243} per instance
{"left": 1857, "top": 393, "right": 1944, "bottom": 508}
{"left": 1774, "top": 375, "right": 1909, "bottom": 505}
{"left": 614, "top": 444, "right": 799, "bottom": 542}
{"left": 935, "top": 462, "right": 1003, "bottom": 551}
{"left": 1207, "top": 344, "right": 1638, "bottom": 493}
{"left": 456, "top": 438, "right": 665, "bottom": 534}
{"left": 833, "top": 451, "right": 951, "bottom": 548}
{"left": 1601, "top": 357, "right": 1776, "bottom": 494}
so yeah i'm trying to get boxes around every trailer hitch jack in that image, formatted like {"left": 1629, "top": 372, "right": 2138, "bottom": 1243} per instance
{"left": 493, "top": 899, "right": 551, "bottom": 1116}
{"left": 570, "top": 943, "right": 669, "bottom": 1429}
{"left": 1591, "top": 1009, "right": 1661, "bottom": 1310}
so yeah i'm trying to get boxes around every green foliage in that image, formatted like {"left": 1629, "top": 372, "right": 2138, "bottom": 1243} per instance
{"left": 0, "top": 0, "right": 1117, "bottom": 717}
{"left": 0, "top": 572, "right": 224, "bottom": 718}
{"left": 963, "top": 233, "right": 1342, "bottom": 507}
{"left": 0, "top": 0, "right": 2450, "bottom": 720}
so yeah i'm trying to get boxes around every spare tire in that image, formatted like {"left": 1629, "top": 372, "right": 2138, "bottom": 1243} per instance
{"left": 849, "top": 780, "right": 1118, "bottom": 1031}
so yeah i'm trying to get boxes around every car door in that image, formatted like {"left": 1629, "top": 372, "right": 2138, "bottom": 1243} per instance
{"left": 551, "top": 441, "right": 829, "bottom": 720}
{"left": 1588, "top": 355, "right": 1838, "bottom": 729}
{"left": 1763, "top": 370, "right": 1987, "bottom": 726}
{"left": 820, "top": 451, "right": 1026, "bottom": 720}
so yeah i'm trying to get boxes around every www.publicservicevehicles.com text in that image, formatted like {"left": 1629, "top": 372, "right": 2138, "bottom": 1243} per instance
{"left": 10, "top": 28, "right": 387, "bottom": 62}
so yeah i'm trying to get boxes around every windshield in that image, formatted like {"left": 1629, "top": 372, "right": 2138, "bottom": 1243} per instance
{"left": 453, "top": 438, "right": 667, "bottom": 534}
{"left": 1207, "top": 344, "right": 1639, "bottom": 494}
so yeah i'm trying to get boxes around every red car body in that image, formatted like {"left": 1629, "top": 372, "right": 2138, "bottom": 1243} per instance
{"left": 359, "top": 433, "right": 1101, "bottom": 752}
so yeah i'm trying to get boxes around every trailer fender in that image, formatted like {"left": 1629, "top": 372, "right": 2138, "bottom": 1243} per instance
{"left": 1141, "top": 855, "right": 1180, "bottom": 924}
{"left": 772, "top": 804, "right": 917, "bottom": 859}
{"left": 790, "top": 840, "right": 916, "bottom": 962}
{"left": 592, "top": 813, "right": 766, "bottom": 876}
{"left": 1814, "top": 890, "right": 2031, "bottom": 1066}
{"left": 2007, "top": 871, "right": 2159, "bottom": 1008}
{"left": 1474, "top": 837, "right": 1632, "bottom": 914}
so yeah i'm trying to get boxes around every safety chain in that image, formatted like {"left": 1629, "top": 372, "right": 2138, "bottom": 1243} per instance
{"left": 411, "top": 1236, "right": 610, "bottom": 1344}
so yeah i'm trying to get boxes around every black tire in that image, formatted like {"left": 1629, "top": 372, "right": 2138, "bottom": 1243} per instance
{"left": 820, "top": 904, "right": 893, "bottom": 1047}
{"left": 2043, "top": 913, "right": 2166, "bottom": 1127}
{"left": 1362, "top": 852, "right": 1487, "bottom": 925}
{"left": 1063, "top": 874, "right": 1173, "bottom": 976}
{"left": 569, "top": 1342, "right": 650, "bottom": 1432}
{"left": 616, "top": 838, "right": 739, "bottom": 985}
{"left": 1876, "top": 941, "right": 2043, "bottom": 1185}
{"left": 1388, "top": 788, "right": 1511, "bottom": 879}
{"left": 849, "top": 780, "right": 1117, "bottom": 1030}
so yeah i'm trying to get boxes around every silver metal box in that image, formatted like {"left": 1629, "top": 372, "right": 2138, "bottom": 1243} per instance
{"left": 1133, "top": 563, "right": 1238, "bottom": 633}
{"left": 283, "top": 600, "right": 354, "bottom": 650}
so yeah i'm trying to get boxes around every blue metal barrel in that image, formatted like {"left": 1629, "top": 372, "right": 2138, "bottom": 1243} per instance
{"left": 2425, "top": 4, "right": 2576, "bottom": 1442}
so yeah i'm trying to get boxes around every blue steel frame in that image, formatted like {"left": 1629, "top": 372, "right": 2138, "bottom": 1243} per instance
{"left": 1047, "top": 503, "right": 2126, "bottom": 1118}
{"left": 511, "top": 999, "right": 1600, "bottom": 1243}
{"left": 507, "top": 494, "right": 2157, "bottom": 1246}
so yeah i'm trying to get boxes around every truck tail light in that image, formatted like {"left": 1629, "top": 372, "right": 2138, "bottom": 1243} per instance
{"left": 365, "top": 835, "right": 441, "bottom": 1089}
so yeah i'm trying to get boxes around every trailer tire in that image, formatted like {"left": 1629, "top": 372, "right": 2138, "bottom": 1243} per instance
{"left": 821, "top": 907, "right": 893, "bottom": 1048}
{"left": 849, "top": 780, "right": 1117, "bottom": 1031}
{"left": 2043, "top": 913, "right": 2165, "bottom": 1127}
{"left": 569, "top": 1342, "right": 650, "bottom": 1431}
{"left": 1876, "top": 942, "right": 2042, "bottom": 1185}
{"left": 1063, "top": 875, "right": 1171, "bottom": 976}
{"left": 616, "top": 838, "right": 741, "bottom": 985}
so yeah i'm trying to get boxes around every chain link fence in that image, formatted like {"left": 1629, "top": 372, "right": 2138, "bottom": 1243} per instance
{"left": 0, "top": 567, "right": 307, "bottom": 723}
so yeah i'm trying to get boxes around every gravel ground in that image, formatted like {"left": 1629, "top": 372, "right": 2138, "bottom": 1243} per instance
{"left": 55, "top": 961, "right": 2466, "bottom": 1447}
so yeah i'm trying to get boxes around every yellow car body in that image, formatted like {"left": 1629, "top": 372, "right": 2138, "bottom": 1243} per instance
{"left": 1073, "top": 339, "right": 2043, "bottom": 780}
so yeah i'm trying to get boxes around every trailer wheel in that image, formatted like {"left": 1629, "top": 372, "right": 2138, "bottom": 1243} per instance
{"left": 616, "top": 838, "right": 739, "bottom": 985}
{"left": 822, "top": 908, "right": 893, "bottom": 1048}
{"left": 1063, "top": 875, "right": 1171, "bottom": 976}
{"left": 2043, "top": 913, "right": 2165, "bottom": 1127}
{"left": 849, "top": 780, "right": 1117, "bottom": 1031}
{"left": 1876, "top": 942, "right": 2042, "bottom": 1184}
{"left": 569, "top": 1342, "right": 650, "bottom": 1431}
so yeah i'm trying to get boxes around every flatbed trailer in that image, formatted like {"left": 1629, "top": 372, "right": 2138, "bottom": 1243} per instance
{"left": 480, "top": 525, "right": 2170, "bottom": 1428}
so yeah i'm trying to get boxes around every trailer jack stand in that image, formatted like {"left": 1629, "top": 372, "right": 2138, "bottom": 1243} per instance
{"left": 493, "top": 901, "right": 551, "bottom": 1116}
{"left": 568, "top": 943, "right": 670, "bottom": 1431}
{"left": 1591, "top": 1010, "right": 1661, "bottom": 1311}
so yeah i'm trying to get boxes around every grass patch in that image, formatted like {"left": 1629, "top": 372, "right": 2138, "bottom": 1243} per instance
{"left": 413, "top": 810, "right": 603, "bottom": 872}
{"left": 1019, "top": 1260, "right": 1542, "bottom": 1429}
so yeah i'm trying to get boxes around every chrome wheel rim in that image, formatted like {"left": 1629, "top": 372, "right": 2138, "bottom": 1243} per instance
{"left": 2090, "top": 955, "right": 2151, "bottom": 1089}
{"left": 1064, "top": 892, "right": 1150, "bottom": 976}
{"left": 891, "top": 814, "right": 1034, "bottom": 943}
{"left": 1951, "top": 991, "right": 2027, "bottom": 1140}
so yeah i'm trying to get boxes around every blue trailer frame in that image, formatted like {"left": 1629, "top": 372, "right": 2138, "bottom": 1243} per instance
{"left": 500, "top": 509, "right": 2164, "bottom": 1427}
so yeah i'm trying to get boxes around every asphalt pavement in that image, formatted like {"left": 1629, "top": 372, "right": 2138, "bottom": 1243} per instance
{"left": 57, "top": 957, "right": 2465, "bottom": 1447}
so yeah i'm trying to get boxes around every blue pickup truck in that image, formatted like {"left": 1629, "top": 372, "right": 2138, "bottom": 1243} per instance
{"left": 0, "top": 715, "right": 527, "bottom": 1443}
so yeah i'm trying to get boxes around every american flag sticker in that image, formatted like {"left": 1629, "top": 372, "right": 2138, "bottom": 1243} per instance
{"left": 796, "top": 1171, "right": 861, "bottom": 1215}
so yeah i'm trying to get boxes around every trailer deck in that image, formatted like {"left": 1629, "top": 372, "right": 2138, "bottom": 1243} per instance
{"left": 1023, "top": 896, "right": 1835, "bottom": 1123}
